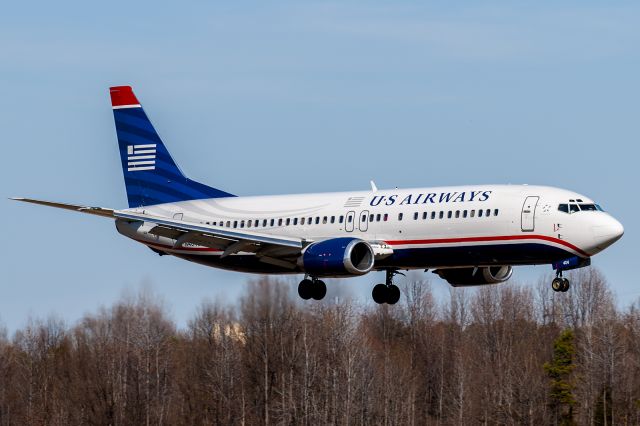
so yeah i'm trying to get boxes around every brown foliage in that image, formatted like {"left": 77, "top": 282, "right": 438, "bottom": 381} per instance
{"left": 0, "top": 270, "right": 639, "bottom": 425}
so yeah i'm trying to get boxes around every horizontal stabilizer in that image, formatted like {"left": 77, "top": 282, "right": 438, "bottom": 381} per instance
{"left": 11, "top": 197, "right": 115, "bottom": 218}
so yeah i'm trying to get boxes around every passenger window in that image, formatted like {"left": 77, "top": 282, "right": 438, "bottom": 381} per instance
{"left": 376, "top": 214, "right": 381, "bottom": 222}
{"left": 278, "top": 219, "right": 283, "bottom": 226}
{"left": 486, "top": 209, "right": 490, "bottom": 217}
{"left": 301, "top": 217, "right": 305, "bottom": 225}
{"left": 439, "top": 211, "right": 444, "bottom": 219}
{"left": 369, "top": 214, "right": 374, "bottom": 222}
{"left": 383, "top": 213, "right": 388, "bottom": 221}
{"left": 398, "top": 213, "right": 403, "bottom": 221}
{"left": 315, "top": 217, "right": 320, "bottom": 224}
{"left": 431, "top": 212, "right": 436, "bottom": 219}
{"left": 339, "top": 216, "right": 344, "bottom": 224}
{"left": 270, "top": 219, "right": 274, "bottom": 226}
{"left": 263, "top": 219, "right": 267, "bottom": 227}
{"left": 494, "top": 209, "right": 499, "bottom": 216}
{"left": 233, "top": 221, "right": 238, "bottom": 228}
{"left": 247, "top": 220, "right": 252, "bottom": 227}
{"left": 478, "top": 209, "right": 483, "bottom": 217}
{"left": 470, "top": 210, "right": 475, "bottom": 217}
{"left": 285, "top": 218, "right": 290, "bottom": 226}
{"left": 447, "top": 211, "right": 452, "bottom": 219}
{"left": 463, "top": 210, "right": 468, "bottom": 218}
{"left": 413, "top": 212, "right": 418, "bottom": 220}
{"left": 323, "top": 216, "right": 328, "bottom": 224}
{"left": 293, "top": 218, "right": 298, "bottom": 225}
{"left": 422, "top": 212, "right": 427, "bottom": 220}
{"left": 455, "top": 210, "right": 460, "bottom": 218}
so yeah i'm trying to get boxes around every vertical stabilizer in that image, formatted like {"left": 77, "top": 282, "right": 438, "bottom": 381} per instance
{"left": 110, "top": 86, "right": 234, "bottom": 208}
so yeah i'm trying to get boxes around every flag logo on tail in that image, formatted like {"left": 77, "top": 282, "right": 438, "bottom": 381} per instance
{"left": 127, "top": 144, "right": 156, "bottom": 171}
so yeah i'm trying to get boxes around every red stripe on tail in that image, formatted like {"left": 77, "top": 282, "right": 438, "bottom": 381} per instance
{"left": 110, "top": 86, "right": 139, "bottom": 107}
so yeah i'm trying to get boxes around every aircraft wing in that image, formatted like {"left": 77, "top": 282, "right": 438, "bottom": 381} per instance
{"left": 115, "top": 210, "right": 306, "bottom": 269}
{"left": 11, "top": 197, "right": 115, "bottom": 218}
{"left": 12, "top": 197, "right": 306, "bottom": 269}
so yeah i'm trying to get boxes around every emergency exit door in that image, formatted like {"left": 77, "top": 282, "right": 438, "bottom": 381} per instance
{"left": 521, "top": 196, "right": 539, "bottom": 232}
{"left": 345, "top": 211, "right": 355, "bottom": 232}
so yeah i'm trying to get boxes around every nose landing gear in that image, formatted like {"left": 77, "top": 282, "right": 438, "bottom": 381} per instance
{"left": 372, "top": 269, "right": 402, "bottom": 305}
{"left": 298, "top": 276, "right": 327, "bottom": 301}
{"left": 551, "top": 272, "right": 570, "bottom": 292}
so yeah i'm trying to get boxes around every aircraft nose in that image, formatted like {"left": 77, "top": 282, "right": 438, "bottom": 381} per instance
{"left": 591, "top": 215, "right": 624, "bottom": 251}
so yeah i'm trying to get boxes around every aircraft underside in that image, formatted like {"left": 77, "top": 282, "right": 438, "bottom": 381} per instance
{"left": 164, "top": 241, "right": 575, "bottom": 274}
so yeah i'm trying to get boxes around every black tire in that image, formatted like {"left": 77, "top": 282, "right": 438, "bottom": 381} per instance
{"left": 551, "top": 278, "right": 564, "bottom": 292}
{"left": 387, "top": 285, "right": 401, "bottom": 305}
{"left": 561, "top": 278, "right": 570, "bottom": 292}
{"left": 312, "top": 280, "right": 327, "bottom": 300}
{"left": 372, "top": 284, "right": 387, "bottom": 304}
{"left": 298, "top": 279, "right": 313, "bottom": 300}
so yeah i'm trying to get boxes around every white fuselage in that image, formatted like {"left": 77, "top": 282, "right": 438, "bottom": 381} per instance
{"left": 115, "top": 184, "right": 623, "bottom": 275}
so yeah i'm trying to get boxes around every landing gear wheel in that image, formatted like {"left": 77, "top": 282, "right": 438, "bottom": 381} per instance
{"left": 387, "top": 285, "right": 401, "bottom": 305}
{"left": 312, "top": 280, "right": 327, "bottom": 300}
{"left": 298, "top": 279, "right": 313, "bottom": 300}
{"left": 551, "top": 277, "right": 564, "bottom": 292}
{"left": 372, "top": 284, "right": 387, "bottom": 304}
{"left": 561, "top": 278, "right": 570, "bottom": 292}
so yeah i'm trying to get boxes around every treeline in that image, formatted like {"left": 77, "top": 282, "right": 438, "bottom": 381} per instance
{"left": 0, "top": 269, "right": 639, "bottom": 425}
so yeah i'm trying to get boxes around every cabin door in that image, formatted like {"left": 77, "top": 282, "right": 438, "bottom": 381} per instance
{"left": 521, "top": 196, "right": 539, "bottom": 232}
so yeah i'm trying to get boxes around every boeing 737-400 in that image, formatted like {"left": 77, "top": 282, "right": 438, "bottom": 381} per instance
{"left": 13, "top": 86, "right": 625, "bottom": 304}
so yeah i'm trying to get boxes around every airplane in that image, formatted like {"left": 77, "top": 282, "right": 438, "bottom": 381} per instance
{"left": 12, "top": 86, "right": 624, "bottom": 305}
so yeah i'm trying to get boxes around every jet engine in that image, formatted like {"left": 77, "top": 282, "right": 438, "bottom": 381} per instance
{"left": 299, "top": 237, "right": 375, "bottom": 277}
{"left": 435, "top": 266, "right": 513, "bottom": 287}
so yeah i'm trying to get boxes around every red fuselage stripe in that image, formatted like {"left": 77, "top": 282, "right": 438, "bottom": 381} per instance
{"left": 385, "top": 234, "right": 589, "bottom": 257}
{"left": 135, "top": 234, "right": 589, "bottom": 258}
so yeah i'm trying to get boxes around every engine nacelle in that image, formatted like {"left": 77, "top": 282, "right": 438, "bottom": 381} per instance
{"left": 435, "top": 266, "right": 513, "bottom": 287}
{"left": 299, "top": 238, "right": 375, "bottom": 277}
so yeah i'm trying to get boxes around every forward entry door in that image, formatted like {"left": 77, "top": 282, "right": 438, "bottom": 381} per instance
{"left": 521, "top": 196, "right": 539, "bottom": 232}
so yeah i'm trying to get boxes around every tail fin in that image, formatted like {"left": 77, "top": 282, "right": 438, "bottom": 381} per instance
{"left": 110, "top": 86, "right": 234, "bottom": 208}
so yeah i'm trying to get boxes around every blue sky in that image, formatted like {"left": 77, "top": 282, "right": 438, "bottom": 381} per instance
{"left": 2, "top": 1, "right": 638, "bottom": 332}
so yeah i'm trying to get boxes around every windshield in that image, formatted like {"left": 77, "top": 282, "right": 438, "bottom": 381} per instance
{"left": 558, "top": 203, "right": 604, "bottom": 214}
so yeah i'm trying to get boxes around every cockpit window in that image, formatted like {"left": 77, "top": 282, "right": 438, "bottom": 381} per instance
{"left": 559, "top": 202, "right": 604, "bottom": 214}
{"left": 579, "top": 204, "right": 597, "bottom": 211}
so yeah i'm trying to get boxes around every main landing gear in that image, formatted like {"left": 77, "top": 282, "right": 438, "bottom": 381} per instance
{"left": 298, "top": 276, "right": 327, "bottom": 301}
{"left": 551, "top": 271, "right": 570, "bottom": 293}
{"left": 372, "top": 269, "right": 402, "bottom": 305}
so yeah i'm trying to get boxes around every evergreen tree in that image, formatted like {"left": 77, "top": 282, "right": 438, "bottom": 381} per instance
{"left": 544, "top": 329, "right": 577, "bottom": 426}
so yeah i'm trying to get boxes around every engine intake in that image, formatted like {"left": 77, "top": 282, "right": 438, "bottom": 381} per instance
{"left": 300, "top": 238, "right": 375, "bottom": 277}
{"left": 435, "top": 266, "right": 513, "bottom": 287}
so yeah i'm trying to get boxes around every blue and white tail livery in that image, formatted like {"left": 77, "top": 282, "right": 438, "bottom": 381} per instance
{"left": 110, "top": 86, "right": 234, "bottom": 208}
{"left": 13, "top": 86, "right": 624, "bottom": 304}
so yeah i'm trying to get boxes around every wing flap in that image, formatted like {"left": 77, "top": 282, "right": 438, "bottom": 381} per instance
{"left": 115, "top": 211, "right": 305, "bottom": 256}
